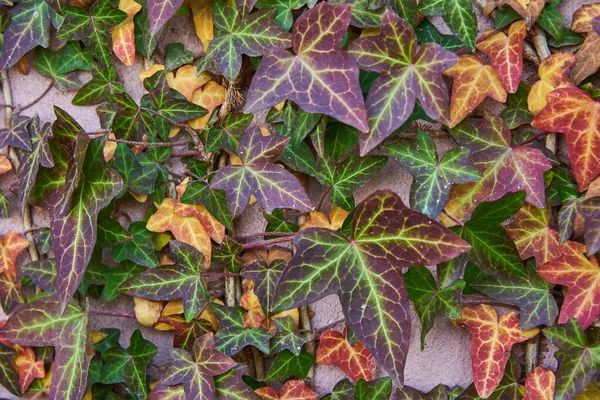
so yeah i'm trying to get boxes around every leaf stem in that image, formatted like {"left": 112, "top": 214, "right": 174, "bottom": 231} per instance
{"left": 87, "top": 131, "right": 192, "bottom": 147}
{"left": 442, "top": 210, "right": 464, "bottom": 227}
{"left": 513, "top": 131, "right": 547, "bottom": 147}
{"left": 240, "top": 236, "right": 294, "bottom": 250}
{"left": 171, "top": 150, "right": 204, "bottom": 158}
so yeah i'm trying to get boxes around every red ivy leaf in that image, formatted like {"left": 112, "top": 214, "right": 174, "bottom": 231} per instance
{"left": 457, "top": 304, "right": 539, "bottom": 398}
{"left": 0, "top": 231, "right": 30, "bottom": 312}
{"left": 523, "top": 366, "right": 555, "bottom": 400}
{"left": 256, "top": 380, "right": 318, "bottom": 400}
{"left": 245, "top": 2, "right": 368, "bottom": 132}
{"left": 538, "top": 241, "right": 600, "bottom": 329}
{"left": 316, "top": 329, "right": 375, "bottom": 382}
{"left": 14, "top": 347, "right": 45, "bottom": 393}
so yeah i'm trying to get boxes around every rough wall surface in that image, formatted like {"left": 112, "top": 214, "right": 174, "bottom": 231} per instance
{"left": 0, "top": 0, "right": 592, "bottom": 397}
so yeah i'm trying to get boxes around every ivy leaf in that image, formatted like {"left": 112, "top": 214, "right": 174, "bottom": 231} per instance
{"left": 0, "top": 0, "right": 58, "bottom": 71}
{"left": 396, "top": 384, "right": 463, "bottom": 400}
{"left": 0, "top": 230, "right": 30, "bottom": 311}
{"left": 265, "top": 350, "right": 315, "bottom": 382}
{"left": 316, "top": 329, "right": 375, "bottom": 382}
{"left": 34, "top": 47, "right": 84, "bottom": 91}
{"left": 0, "top": 115, "right": 31, "bottom": 151}
{"left": 570, "top": 4, "right": 600, "bottom": 85}
{"left": 205, "top": 113, "right": 252, "bottom": 154}
{"left": 0, "top": 342, "right": 20, "bottom": 396}
{"left": 543, "top": 319, "right": 600, "bottom": 400}
{"left": 354, "top": 377, "right": 392, "bottom": 400}
{"left": 347, "top": 11, "right": 457, "bottom": 155}
{"left": 245, "top": 2, "right": 368, "bottom": 133}
{"left": 443, "top": 55, "right": 507, "bottom": 128}
{"left": 527, "top": 53, "right": 576, "bottom": 115}
{"left": 120, "top": 241, "right": 210, "bottom": 322}
{"left": 532, "top": 87, "right": 600, "bottom": 191}
{"left": 165, "top": 42, "right": 194, "bottom": 71}
{"left": 457, "top": 304, "right": 539, "bottom": 398}
{"left": 211, "top": 128, "right": 313, "bottom": 216}
{"left": 215, "top": 364, "right": 262, "bottom": 400}
{"left": 505, "top": 202, "right": 561, "bottom": 265}
{"left": 470, "top": 263, "right": 558, "bottom": 330}
{"left": 273, "top": 190, "right": 470, "bottom": 385}
{"left": 112, "top": 221, "right": 159, "bottom": 268}
{"left": 0, "top": 296, "right": 91, "bottom": 400}
{"left": 444, "top": 114, "right": 551, "bottom": 222}
{"left": 385, "top": 131, "right": 480, "bottom": 218}
{"left": 458, "top": 354, "right": 525, "bottom": 400}
{"left": 270, "top": 316, "right": 308, "bottom": 356}
{"left": 112, "top": 0, "right": 142, "bottom": 65}
{"left": 101, "top": 329, "right": 157, "bottom": 399}
{"left": 320, "top": 378, "right": 354, "bottom": 400}
{"left": 415, "top": 19, "right": 464, "bottom": 52}
{"left": 523, "top": 366, "right": 555, "bottom": 400}
{"left": 418, "top": 0, "right": 477, "bottom": 51}
{"left": 52, "top": 136, "right": 123, "bottom": 310}
{"left": 17, "top": 116, "right": 54, "bottom": 215}
{"left": 197, "top": 0, "right": 292, "bottom": 82}
{"left": 484, "top": 0, "right": 546, "bottom": 28}
{"left": 500, "top": 82, "right": 534, "bottom": 129}
{"left": 256, "top": 380, "right": 318, "bottom": 399}
{"left": 148, "top": 0, "right": 183, "bottom": 34}
{"left": 161, "top": 333, "right": 237, "bottom": 400}
{"left": 135, "top": 0, "right": 164, "bottom": 59}
{"left": 57, "top": 0, "right": 127, "bottom": 66}
{"left": 241, "top": 260, "right": 286, "bottom": 313}
{"left": 264, "top": 210, "right": 298, "bottom": 233}
{"left": 255, "top": 0, "right": 305, "bottom": 30}
{"left": 212, "top": 304, "right": 272, "bottom": 356}
{"left": 330, "top": 0, "right": 383, "bottom": 28}
{"left": 266, "top": 102, "right": 322, "bottom": 147}
{"left": 451, "top": 192, "right": 526, "bottom": 278}
{"left": 110, "top": 143, "right": 158, "bottom": 195}
{"left": 72, "top": 63, "right": 126, "bottom": 106}
{"left": 537, "top": 0, "right": 564, "bottom": 40}
{"left": 14, "top": 348, "right": 45, "bottom": 393}
{"left": 538, "top": 241, "right": 600, "bottom": 329}
{"left": 475, "top": 21, "right": 526, "bottom": 94}
{"left": 316, "top": 154, "right": 386, "bottom": 211}
{"left": 404, "top": 266, "right": 465, "bottom": 349}
{"left": 579, "top": 197, "right": 600, "bottom": 256}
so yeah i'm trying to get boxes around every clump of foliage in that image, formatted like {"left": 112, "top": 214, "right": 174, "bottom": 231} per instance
{"left": 0, "top": 0, "right": 599, "bottom": 399}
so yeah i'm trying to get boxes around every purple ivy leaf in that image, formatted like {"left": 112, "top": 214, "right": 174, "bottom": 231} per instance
{"left": 347, "top": 11, "right": 458, "bottom": 155}
{"left": 211, "top": 127, "right": 313, "bottom": 216}
{"left": 273, "top": 190, "right": 470, "bottom": 385}
{"left": 579, "top": 197, "right": 600, "bottom": 256}
{"left": 245, "top": 2, "right": 368, "bottom": 132}
{"left": 148, "top": 0, "right": 184, "bottom": 35}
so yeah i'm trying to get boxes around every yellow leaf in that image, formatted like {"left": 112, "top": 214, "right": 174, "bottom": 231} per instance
{"left": 166, "top": 65, "right": 212, "bottom": 101}
{"left": 188, "top": 81, "right": 226, "bottom": 129}
{"left": 189, "top": 0, "right": 214, "bottom": 49}
{"left": 91, "top": 331, "right": 109, "bottom": 345}
{"left": 202, "top": 299, "right": 224, "bottom": 329}
{"left": 301, "top": 207, "right": 349, "bottom": 231}
{"left": 154, "top": 322, "right": 175, "bottom": 331}
{"left": 153, "top": 232, "right": 172, "bottom": 251}
{"left": 162, "top": 299, "right": 184, "bottom": 316}
{"left": 103, "top": 133, "right": 117, "bottom": 162}
{"left": 138, "top": 64, "right": 165, "bottom": 83}
{"left": 147, "top": 198, "right": 213, "bottom": 265}
{"left": 112, "top": 0, "right": 141, "bottom": 65}
{"left": 133, "top": 297, "right": 163, "bottom": 327}
{"left": 274, "top": 100, "right": 286, "bottom": 111}
{"left": 0, "top": 155, "right": 12, "bottom": 175}
{"left": 128, "top": 190, "right": 147, "bottom": 203}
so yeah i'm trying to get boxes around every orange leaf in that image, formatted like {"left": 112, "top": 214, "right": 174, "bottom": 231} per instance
{"left": 189, "top": 0, "right": 214, "bottom": 50}
{"left": 476, "top": 21, "right": 526, "bottom": 93}
{"left": 0, "top": 155, "right": 12, "bottom": 175}
{"left": 0, "top": 231, "right": 29, "bottom": 309}
{"left": 174, "top": 178, "right": 225, "bottom": 243}
{"left": 316, "top": 329, "right": 375, "bottom": 382}
{"left": 112, "top": 0, "right": 141, "bottom": 65}
{"left": 187, "top": 81, "right": 226, "bottom": 129}
{"left": 523, "top": 366, "right": 555, "bottom": 400}
{"left": 14, "top": 347, "right": 45, "bottom": 392}
{"left": 240, "top": 280, "right": 266, "bottom": 329}
{"left": 531, "top": 87, "right": 600, "bottom": 191}
{"left": 458, "top": 304, "right": 539, "bottom": 398}
{"left": 166, "top": 65, "right": 212, "bottom": 101}
{"left": 505, "top": 202, "right": 561, "bottom": 265}
{"left": 484, "top": 0, "right": 547, "bottom": 28}
{"left": 537, "top": 241, "right": 600, "bottom": 329}
{"left": 256, "top": 380, "right": 318, "bottom": 400}
{"left": 527, "top": 53, "right": 576, "bottom": 115}
{"left": 300, "top": 207, "right": 349, "bottom": 231}
{"left": 570, "top": 4, "right": 600, "bottom": 85}
{"left": 444, "top": 55, "right": 507, "bottom": 128}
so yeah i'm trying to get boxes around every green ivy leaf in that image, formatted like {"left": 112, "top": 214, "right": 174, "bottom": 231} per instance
{"left": 72, "top": 63, "right": 126, "bottom": 106}
{"left": 180, "top": 181, "right": 233, "bottom": 230}
{"left": 544, "top": 319, "right": 600, "bottom": 400}
{"left": 101, "top": 329, "right": 158, "bottom": 399}
{"left": 537, "top": 0, "right": 564, "bottom": 41}
{"left": 134, "top": 0, "right": 164, "bottom": 59}
{"left": 0, "top": 0, "right": 59, "bottom": 71}
{"left": 212, "top": 236, "right": 243, "bottom": 273}
{"left": 385, "top": 131, "right": 480, "bottom": 218}
{"left": 110, "top": 143, "right": 159, "bottom": 195}
{"left": 415, "top": 19, "right": 464, "bottom": 52}
{"left": 57, "top": 41, "right": 93, "bottom": 74}
{"left": 165, "top": 42, "right": 194, "bottom": 71}
{"left": 263, "top": 210, "right": 298, "bottom": 233}
{"left": 470, "top": 263, "right": 558, "bottom": 330}
{"left": 316, "top": 154, "right": 387, "bottom": 210}
{"left": 197, "top": 0, "right": 292, "bottom": 81}
{"left": 255, "top": 0, "right": 305, "bottom": 30}
{"left": 104, "top": 261, "right": 145, "bottom": 302}
{"left": 97, "top": 206, "right": 132, "bottom": 248}
{"left": 418, "top": 0, "right": 477, "bottom": 51}
{"left": 34, "top": 227, "right": 52, "bottom": 255}
{"left": 270, "top": 316, "right": 308, "bottom": 356}
{"left": 273, "top": 190, "right": 470, "bottom": 385}
{"left": 264, "top": 350, "right": 315, "bottom": 381}
{"left": 0, "top": 296, "right": 91, "bottom": 400}
{"left": 215, "top": 365, "right": 262, "bottom": 400}
{"left": 0, "top": 342, "right": 20, "bottom": 397}
{"left": 321, "top": 379, "right": 355, "bottom": 400}
{"left": 212, "top": 304, "right": 272, "bottom": 356}
{"left": 57, "top": 0, "right": 127, "bottom": 66}
{"left": 52, "top": 135, "right": 123, "bottom": 310}
{"left": 500, "top": 82, "right": 533, "bottom": 129}
{"left": 241, "top": 259, "right": 286, "bottom": 313}
{"left": 205, "top": 113, "right": 252, "bottom": 154}
{"left": 396, "top": 384, "right": 462, "bottom": 399}
{"left": 354, "top": 377, "right": 393, "bottom": 400}
{"left": 34, "top": 46, "right": 84, "bottom": 91}
{"left": 330, "top": 0, "right": 383, "bottom": 28}
{"left": 405, "top": 266, "right": 465, "bottom": 349}
{"left": 120, "top": 241, "right": 210, "bottom": 321}
{"left": 112, "top": 221, "right": 159, "bottom": 268}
